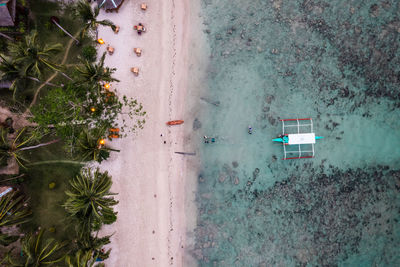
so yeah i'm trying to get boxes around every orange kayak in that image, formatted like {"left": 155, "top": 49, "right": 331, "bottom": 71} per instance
{"left": 166, "top": 120, "right": 184, "bottom": 126}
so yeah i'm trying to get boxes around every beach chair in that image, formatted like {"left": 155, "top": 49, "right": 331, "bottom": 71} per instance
{"left": 134, "top": 24, "right": 146, "bottom": 35}
{"left": 141, "top": 3, "right": 147, "bottom": 10}
{"left": 131, "top": 67, "right": 139, "bottom": 76}
{"left": 134, "top": 48, "right": 142, "bottom": 56}
{"left": 107, "top": 45, "right": 114, "bottom": 55}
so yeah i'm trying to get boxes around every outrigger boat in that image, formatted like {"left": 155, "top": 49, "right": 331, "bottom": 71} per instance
{"left": 272, "top": 134, "right": 324, "bottom": 143}
{"left": 166, "top": 120, "right": 184, "bottom": 126}
{"left": 273, "top": 118, "right": 323, "bottom": 160}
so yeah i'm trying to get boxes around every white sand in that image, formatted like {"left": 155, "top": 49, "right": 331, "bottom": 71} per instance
{"left": 96, "top": 0, "right": 191, "bottom": 266}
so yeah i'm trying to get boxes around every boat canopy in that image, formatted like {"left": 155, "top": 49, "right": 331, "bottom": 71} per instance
{"left": 288, "top": 133, "right": 316, "bottom": 145}
{"left": 278, "top": 118, "right": 316, "bottom": 160}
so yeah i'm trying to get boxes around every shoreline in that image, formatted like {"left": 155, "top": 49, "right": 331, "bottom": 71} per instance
{"left": 96, "top": 0, "right": 191, "bottom": 266}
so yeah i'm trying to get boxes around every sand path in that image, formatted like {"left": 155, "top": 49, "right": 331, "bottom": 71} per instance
{"left": 97, "top": 0, "right": 190, "bottom": 266}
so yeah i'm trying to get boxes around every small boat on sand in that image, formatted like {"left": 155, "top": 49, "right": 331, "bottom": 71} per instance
{"left": 166, "top": 120, "right": 184, "bottom": 126}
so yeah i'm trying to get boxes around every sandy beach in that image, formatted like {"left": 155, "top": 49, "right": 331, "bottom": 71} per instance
{"left": 96, "top": 0, "right": 191, "bottom": 266}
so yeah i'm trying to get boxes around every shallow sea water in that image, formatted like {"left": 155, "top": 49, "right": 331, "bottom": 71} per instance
{"left": 186, "top": 0, "right": 400, "bottom": 266}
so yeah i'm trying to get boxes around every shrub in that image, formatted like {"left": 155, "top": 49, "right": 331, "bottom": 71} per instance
{"left": 48, "top": 182, "right": 56, "bottom": 189}
{"left": 81, "top": 45, "right": 97, "bottom": 62}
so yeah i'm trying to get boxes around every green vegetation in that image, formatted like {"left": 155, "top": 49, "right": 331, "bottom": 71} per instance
{"left": 75, "top": 127, "right": 119, "bottom": 163}
{"left": 81, "top": 45, "right": 97, "bottom": 62}
{"left": 8, "top": 30, "right": 62, "bottom": 79}
{"left": 0, "top": 192, "right": 31, "bottom": 246}
{"left": 65, "top": 250, "right": 103, "bottom": 267}
{"left": 76, "top": 52, "right": 119, "bottom": 85}
{"left": 64, "top": 168, "right": 118, "bottom": 228}
{"left": 0, "top": 0, "right": 145, "bottom": 264}
{"left": 74, "top": 0, "right": 116, "bottom": 38}
{"left": 5, "top": 229, "right": 66, "bottom": 266}
{"left": 0, "top": 127, "right": 59, "bottom": 168}
{"left": 64, "top": 167, "right": 117, "bottom": 255}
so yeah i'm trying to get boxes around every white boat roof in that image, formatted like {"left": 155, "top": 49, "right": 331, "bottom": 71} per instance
{"left": 288, "top": 133, "right": 315, "bottom": 145}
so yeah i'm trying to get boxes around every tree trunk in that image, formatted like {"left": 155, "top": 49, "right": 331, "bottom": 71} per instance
{"left": 26, "top": 160, "right": 85, "bottom": 166}
{"left": 27, "top": 76, "right": 58, "bottom": 87}
{"left": 59, "top": 71, "right": 73, "bottom": 81}
{"left": 19, "top": 139, "right": 60, "bottom": 151}
{"left": 0, "top": 32, "right": 13, "bottom": 41}
{"left": 51, "top": 19, "right": 80, "bottom": 45}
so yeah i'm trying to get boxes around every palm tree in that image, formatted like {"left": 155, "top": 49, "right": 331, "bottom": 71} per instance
{"left": 50, "top": 16, "right": 80, "bottom": 45}
{"left": 65, "top": 250, "right": 102, "bottom": 267}
{"left": 63, "top": 168, "right": 118, "bottom": 230}
{"left": 0, "top": 192, "right": 31, "bottom": 246}
{"left": 6, "top": 229, "right": 66, "bottom": 266}
{"left": 0, "top": 54, "right": 57, "bottom": 97}
{"left": 0, "top": 127, "right": 60, "bottom": 168}
{"left": 75, "top": 52, "right": 119, "bottom": 85}
{"left": 74, "top": 0, "right": 116, "bottom": 39}
{"left": 75, "top": 126, "right": 119, "bottom": 163}
{"left": 8, "top": 31, "right": 62, "bottom": 79}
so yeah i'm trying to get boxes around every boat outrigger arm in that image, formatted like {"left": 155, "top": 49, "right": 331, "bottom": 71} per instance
{"left": 272, "top": 118, "right": 324, "bottom": 160}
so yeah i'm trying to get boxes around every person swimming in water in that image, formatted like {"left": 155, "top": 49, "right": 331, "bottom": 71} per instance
{"left": 248, "top": 126, "right": 252, "bottom": 134}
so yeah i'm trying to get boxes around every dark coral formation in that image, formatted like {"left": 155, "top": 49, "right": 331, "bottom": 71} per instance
{"left": 203, "top": 0, "right": 400, "bottom": 114}
{"left": 193, "top": 164, "right": 400, "bottom": 266}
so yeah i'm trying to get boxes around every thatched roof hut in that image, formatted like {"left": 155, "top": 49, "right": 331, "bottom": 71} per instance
{"left": 0, "top": 0, "right": 16, "bottom": 26}
{"left": 97, "top": 0, "right": 124, "bottom": 12}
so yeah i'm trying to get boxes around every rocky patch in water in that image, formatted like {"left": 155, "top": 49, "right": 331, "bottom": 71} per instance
{"left": 193, "top": 164, "right": 400, "bottom": 266}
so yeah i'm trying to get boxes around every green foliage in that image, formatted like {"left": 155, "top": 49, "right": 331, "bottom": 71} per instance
{"left": 31, "top": 85, "right": 85, "bottom": 143}
{"left": 0, "top": 54, "right": 29, "bottom": 97}
{"left": 65, "top": 250, "right": 102, "bottom": 267}
{"left": 74, "top": 0, "right": 116, "bottom": 38}
{"left": 75, "top": 126, "right": 119, "bottom": 163}
{"left": 48, "top": 182, "right": 56, "bottom": 189}
{"left": 31, "top": 57, "right": 145, "bottom": 154}
{"left": 74, "top": 233, "right": 111, "bottom": 261}
{"left": 0, "top": 127, "right": 58, "bottom": 168}
{"left": 18, "top": 26, "right": 25, "bottom": 34}
{"left": 64, "top": 168, "right": 118, "bottom": 229}
{"left": 64, "top": 168, "right": 118, "bottom": 246}
{"left": 81, "top": 45, "right": 97, "bottom": 62}
{"left": 44, "top": 21, "right": 52, "bottom": 30}
{"left": 0, "top": 127, "right": 33, "bottom": 168}
{"left": 0, "top": 191, "right": 31, "bottom": 246}
{"left": 17, "top": 0, "right": 27, "bottom": 7}
{"left": 0, "top": 234, "right": 19, "bottom": 247}
{"left": 7, "top": 30, "right": 62, "bottom": 79}
{"left": 76, "top": 52, "right": 118, "bottom": 84}
{"left": 6, "top": 229, "right": 66, "bottom": 266}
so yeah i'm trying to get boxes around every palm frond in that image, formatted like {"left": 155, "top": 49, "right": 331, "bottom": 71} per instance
{"left": 0, "top": 192, "right": 31, "bottom": 228}
{"left": 63, "top": 167, "right": 118, "bottom": 231}
{"left": 21, "top": 229, "right": 66, "bottom": 266}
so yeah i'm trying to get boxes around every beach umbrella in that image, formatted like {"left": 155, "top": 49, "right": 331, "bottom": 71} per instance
{"left": 97, "top": 0, "right": 124, "bottom": 11}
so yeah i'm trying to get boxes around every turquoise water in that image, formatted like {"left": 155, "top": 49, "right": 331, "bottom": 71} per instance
{"left": 187, "top": 0, "right": 400, "bottom": 266}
